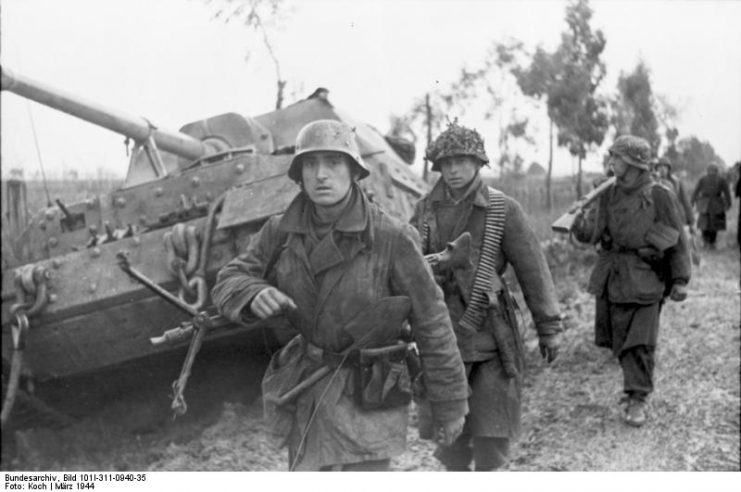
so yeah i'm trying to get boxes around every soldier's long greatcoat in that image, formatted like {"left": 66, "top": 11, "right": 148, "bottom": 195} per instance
{"left": 411, "top": 175, "right": 561, "bottom": 439}
{"left": 692, "top": 172, "right": 731, "bottom": 232}
{"left": 212, "top": 185, "right": 468, "bottom": 470}
{"left": 574, "top": 173, "right": 691, "bottom": 355}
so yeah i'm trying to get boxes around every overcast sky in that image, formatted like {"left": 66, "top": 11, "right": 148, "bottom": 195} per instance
{"left": 2, "top": 0, "right": 740, "bottom": 180}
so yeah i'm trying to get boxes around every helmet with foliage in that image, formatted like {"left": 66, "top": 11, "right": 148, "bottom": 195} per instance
{"left": 426, "top": 120, "right": 489, "bottom": 171}
{"left": 608, "top": 135, "right": 651, "bottom": 171}
{"left": 288, "top": 119, "right": 369, "bottom": 182}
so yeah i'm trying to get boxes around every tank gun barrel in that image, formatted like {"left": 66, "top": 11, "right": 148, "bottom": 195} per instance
{"left": 1, "top": 66, "right": 208, "bottom": 162}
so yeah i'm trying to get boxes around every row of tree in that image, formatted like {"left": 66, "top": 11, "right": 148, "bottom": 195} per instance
{"left": 207, "top": 0, "right": 728, "bottom": 209}
{"left": 386, "top": 0, "right": 727, "bottom": 208}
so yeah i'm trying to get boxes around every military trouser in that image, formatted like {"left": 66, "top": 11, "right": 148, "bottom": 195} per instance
{"left": 435, "top": 430, "right": 510, "bottom": 471}
{"left": 434, "top": 358, "right": 520, "bottom": 471}
{"left": 701, "top": 230, "right": 718, "bottom": 247}
{"left": 619, "top": 345, "right": 655, "bottom": 402}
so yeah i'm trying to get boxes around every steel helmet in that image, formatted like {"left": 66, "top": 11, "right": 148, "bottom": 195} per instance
{"left": 425, "top": 121, "right": 489, "bottom": 172}
{"left": 288, "top": 119, "right": 369, "bottom": 182}
{"left": 608, "top": 135, "right": 651, "bottom": 171}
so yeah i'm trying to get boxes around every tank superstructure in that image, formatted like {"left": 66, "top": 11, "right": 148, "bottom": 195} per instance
{"left": 1, "top": 67, "right": 428, "bottom": 429}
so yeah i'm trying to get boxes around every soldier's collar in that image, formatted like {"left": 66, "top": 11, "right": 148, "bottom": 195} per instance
{"left": 279, "top": 184, "right": 369, "bottom": 235}
{"left": 430, "top": 173, "right": 487, "bottom": 207}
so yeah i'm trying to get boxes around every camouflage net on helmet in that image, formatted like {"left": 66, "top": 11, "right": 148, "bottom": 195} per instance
{"left": 609, "top": 135, "right": 651, "bottom": 170}
{"left": 425, "top": 120, "right": 489, "bottom": 169}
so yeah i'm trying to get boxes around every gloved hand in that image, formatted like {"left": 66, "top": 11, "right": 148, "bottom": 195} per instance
{"left": 669, "top": 283, "right": 688, "bottom": 302}
{"left": 539, "top": 333, "right": 561, "bottom": 363}
{"left": 436, "top": 416, "right": 465, "bottom": 446}
{"left": 250, "top": 286, "right": 297, "bottom": 319}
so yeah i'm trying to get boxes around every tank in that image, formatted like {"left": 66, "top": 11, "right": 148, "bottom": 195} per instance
{"left": 0, "top": 67, "right": 428, "bottom": 429}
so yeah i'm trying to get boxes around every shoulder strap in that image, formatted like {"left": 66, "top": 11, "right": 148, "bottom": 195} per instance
{"left": 263, "top": 230, "right": 290, "bottom": 279}
{"left": 459, "top": 187, "right": 506, "bottom": 332}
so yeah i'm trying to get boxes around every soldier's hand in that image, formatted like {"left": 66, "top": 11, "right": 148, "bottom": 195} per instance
{"left": 251, "top": 287, "right": 297, "bottom": 319}
{"left": 436, "top": 416, "right": 465, "bottom": 446}
{"left": 539, "top": 333, "right": 561, "bottom": 363}
{"left": 669, "top": 283, "right": 688, "bottom": 302}
{"left": 424, "top": 253, "right": 441, "bottom": 270}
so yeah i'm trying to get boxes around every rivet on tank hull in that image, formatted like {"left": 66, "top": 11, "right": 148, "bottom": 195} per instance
{"left": 51, "top": 259, "right": 63, "bottom": 269}
{"left": 48, "top": 237, "right": 58, "bottom": 248}
{"left": 45, "top": 210, "right": 55, "bottom": 221}
{"left": 89, "top": 282, "right": 97, "bottom": 293}
{"left": 48, "top": 293, "right": 58, "bottom": 303}
{"left": 155, "top": 187, "right": 164, "bottom": 197}
{"left": 114, "top": 197, "right": 127, "bottom": 208}
{"left": 235, "top": 163, "right": 245, "bottom": 174}
{"left": 191, "top": 177, "right": 201, "bottom": 188}
{"left": 91, "top": 247, "right": 102, "bottom": 258}
{"left": 132, "top": 237, "right": 141, "bottom": 247}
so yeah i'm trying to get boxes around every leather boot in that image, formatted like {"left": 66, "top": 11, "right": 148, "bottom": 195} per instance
{"left": 624, "top": 399, "right": 647, "bottom": 427}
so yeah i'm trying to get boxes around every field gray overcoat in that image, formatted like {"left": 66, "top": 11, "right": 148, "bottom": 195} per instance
{"left": 411, "top": 175, "right": 561, "bottom": 439}
{"left": 212, "top": 186, "right": 468, "bottom": 470}
{"left": 574, "top": 174, "right": 691, "bottom": 355}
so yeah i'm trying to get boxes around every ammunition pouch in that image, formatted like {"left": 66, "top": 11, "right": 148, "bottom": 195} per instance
{"left": 644, "top": 222, "right": 680, "bottom": 251}
{"left": 353, "top": 343, "right": 417, "bottom": 410}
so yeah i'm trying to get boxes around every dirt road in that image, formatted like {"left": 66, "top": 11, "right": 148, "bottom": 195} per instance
{"left": 3, "top": 243, "right": 739, "bottom": 471}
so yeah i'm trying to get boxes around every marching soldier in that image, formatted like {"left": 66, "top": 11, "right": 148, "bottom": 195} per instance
{"left": 691, "top": 163, "right": 731, "bottom": 249}
{"left": 212, "top": 120, "right": 468, "bottom": 471}
{"left": 573, "top": 135, "right": 691, "bottom": 427}
{"left": 411, "top": 121, "right": 563, "bottom": 471}
{"left": 654, "top": 158, "right": 694, "bottom": 232}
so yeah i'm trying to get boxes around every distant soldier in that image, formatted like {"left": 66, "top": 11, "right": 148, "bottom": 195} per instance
{"left": 735, "top": 162, "right": 741, "bottom": 256}
{"left": 654, "top": 158, "right": 700, "bottom": 265}
{"left": 411, "top": 121, "right": 563, "bottom": 471}
{"left": 691, "top": 164, "right": 731, "bottom": 249}
{"left": 573, "top": 135, "right": 691, "bottom": 427}
{"left": 654, "top": 158, "right": 694, "bottom": 232}
{"left": 212, "top": 120, "right": 468, "bottom": 471}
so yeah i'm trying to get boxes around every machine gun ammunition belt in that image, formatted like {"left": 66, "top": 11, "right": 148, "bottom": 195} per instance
{"left": 459, "top": 187, "right": 506, "bottom": 332}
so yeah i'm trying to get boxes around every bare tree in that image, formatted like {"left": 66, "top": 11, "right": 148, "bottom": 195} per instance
{"left": 205, "top": 0, "right": 293, "bottom": 109}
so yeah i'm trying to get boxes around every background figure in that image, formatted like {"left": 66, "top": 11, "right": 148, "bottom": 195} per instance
{"left": 654, "top": 158, "right": 700, "bottom": 265}
{"left": 735, "top": 162, "right": 741, "bottom": 256}
{"left": 411, "top": 122, "right": 562, "bottom": 471}
{"left": 212, "top": 120, "right": 468, "bottom": 471}
{"left": 655, "top": 159, "right": 694, "bottom": 231}
{"left": 573, "top": 135, "right": 691, "bottom": 428}
{"left": 691, "top": 164, "right": 731, "bottom": 249}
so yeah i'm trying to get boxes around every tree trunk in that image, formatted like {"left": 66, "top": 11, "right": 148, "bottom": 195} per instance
{"left": 577, "top": 153, "right": 583, "bottom": 198}
{"left": 424, "top": 93, "right": 432, "bottom": 182}
{"left": 275, "top": 80, "right": 286, "bottom": 110}
{"left": 546, "top": 117, "right": 553, "bottom": 211}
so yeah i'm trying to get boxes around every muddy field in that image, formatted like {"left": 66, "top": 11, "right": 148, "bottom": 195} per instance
{"left": 2, "top": 239, "right": 739, "bottom": 472}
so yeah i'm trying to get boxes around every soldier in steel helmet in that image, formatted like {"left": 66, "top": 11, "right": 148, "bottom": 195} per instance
{"left": 212, "top": 119, "right": 468, "bottom": 471}
{"left": 654, "top": 158, "right": 694, "bottom": 233}
{"left": 410, "top": 121, "right": 563, "bottom": 471}
{"left": 691, "top": 163, "right": 731, "bottom": 249}
{"left": 573, "top": 135, "right": 691, "bottom": 427}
